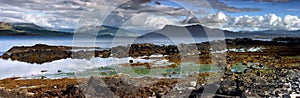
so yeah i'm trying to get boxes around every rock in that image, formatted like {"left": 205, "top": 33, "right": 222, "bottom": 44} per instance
{"left": 190, "top": 81, "right": 197, "bottom": 87}
{"left": 0, "top": 22, "right": 12, "bottom": 30}
{"left": 62, "top": 85, "right": 83, "bottom": 97}
{"left": 41, "top": 76, "right": 47, "bottom": 79}
{"left": 129, "top": 60, "right": 133, "bottom": 63}
{"left": 26, "top": 92, "right": 35, "bottom": 96}
{"left": 282, "top": 93, "right": 290, "bottom": 98}
{"left": 41, "top": 70, "right": 48, "bottom": 73}
{"left": 290, "top": 94, "right": 300, "bottom": 98}
{"left": 0, "top": 44, "right": 110, "bottom": 64}
{"left": 1, "top": 44, "right": 72, "bottom": 64}
{"left": 85, "top": 76, "right": 119, "bottom": 97}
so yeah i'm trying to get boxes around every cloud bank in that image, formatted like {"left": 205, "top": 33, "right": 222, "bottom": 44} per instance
{"left": 197, "top": 12, "right": 300, "bottom": 31}
{"left": 0, "top": 0, "right": 193, "bottom": 30}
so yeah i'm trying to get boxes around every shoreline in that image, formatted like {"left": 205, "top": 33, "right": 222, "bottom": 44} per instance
{"left": 1, "top": 37, "right": 299, "bottom": 63}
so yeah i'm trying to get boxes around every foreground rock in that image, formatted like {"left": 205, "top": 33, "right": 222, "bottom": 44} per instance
{"left": 0, "top": 75, "right": 202, "bottom": 97}
{"left": 0, "top": 78, "right": 84, "bottom": 97}
{"left": 1, "top": 67, "right": 300, "bottom": 98}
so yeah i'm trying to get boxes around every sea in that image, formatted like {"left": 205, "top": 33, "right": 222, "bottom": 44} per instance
{"left": 0, "top": 36, "right": 230, "bottom": 55}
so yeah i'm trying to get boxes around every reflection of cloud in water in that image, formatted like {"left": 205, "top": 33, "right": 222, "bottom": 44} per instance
{"left": 0, "top": 57, "right": 154, "bottom": 79}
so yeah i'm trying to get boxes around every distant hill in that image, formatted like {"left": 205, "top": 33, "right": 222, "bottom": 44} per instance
{"left": 0, "top": 22, "right": 72, "bottom": 36}
{"left": 138, "top": 24, "right": 247, "bottom": 38}
{"left": 76, "top": 25, "right": 140, "bottom": 37}
{"left": 0, "top": 22, "right": 140, "bottom": 37}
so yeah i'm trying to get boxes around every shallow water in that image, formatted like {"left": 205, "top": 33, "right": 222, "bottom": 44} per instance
{"left": 0, "top": 57, "right": 155, "bottom": 79}
{"left": 0, "top": 55, "right": 224, "bottom": 79}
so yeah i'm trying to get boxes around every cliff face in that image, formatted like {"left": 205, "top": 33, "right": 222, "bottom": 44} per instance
{"left": 0, "top": 22, "right": 12, "bottom": 30}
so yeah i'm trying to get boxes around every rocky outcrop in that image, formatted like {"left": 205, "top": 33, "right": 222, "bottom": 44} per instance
{"left": 272, "top": 37, "right": 300, "bottom": 42}
{"left": 0, "top": 44, "right": 112, "bottom": 64}
{"left": 1, "top": 44, "right": 72, "bottom": 64}
{"left": 85, "top": 74, "right": 199, "bottom": 98}
{"left": 112, "top": 43, "right": 179, "bottom": 58}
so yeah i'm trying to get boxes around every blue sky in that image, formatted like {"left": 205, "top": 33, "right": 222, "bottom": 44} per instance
{"left": 149, "top": 0, "right": 300, "bottom": 17}
{"left": 221, "top": 0, "right": 300, "bottom": 17}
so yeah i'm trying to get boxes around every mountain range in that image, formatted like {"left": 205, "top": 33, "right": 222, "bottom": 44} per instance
{"left": 0, "top": 22, "right": 299, "bottom": 38}
{"left": 0, "top": 22, "right": 72, "bottom": 36}
{"left": 0, "top": 22, "right": 138, "bottom": 37}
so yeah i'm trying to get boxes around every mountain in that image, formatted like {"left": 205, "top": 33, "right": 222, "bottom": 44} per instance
{"left": 138, "top": 24, "right": 300, "bottom": 38}
{"left": 76, "top": 25, "right": 140, "bottom": 37}
{"left": 138, "top": 24, "right": 241, "bottom": 38}
{"left": 0, "top": 22, "right": 140, "bottom": 37}
{"left": 0, "top": 22, "right": 72, "bottom": 36}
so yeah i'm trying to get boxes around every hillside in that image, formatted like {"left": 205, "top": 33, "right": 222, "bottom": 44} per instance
{"left": 0, "top": 22, "right": 72, "bottom": 36}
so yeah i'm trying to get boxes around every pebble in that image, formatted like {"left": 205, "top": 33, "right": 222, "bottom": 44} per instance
{"left": 190, "top": 81, "right": 197, "bottom": 87}
{"left": 290, "top": 94, "right": 300, "bottom": 98}
{"left": 26, "top": 92, "right": 35, "bottom": 96}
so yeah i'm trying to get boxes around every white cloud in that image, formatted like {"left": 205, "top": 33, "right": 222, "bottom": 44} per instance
{"left": 283, "top": 15, "right": 300, "bottom": 30}
{"left": 23, "top": 14, "right": 53, "bottom": 27}
{"left": 198, "top": 11, "right": 229, "bottom": 28}
{"left": 117, "top": 13, "right": 180, "bottom": 31}
{"left": 0, "top": 0, "right": 91, "bottom": 29}
{"left": 144, "top": 15, "right": 179, "bottom": 29}
{"left": 197, "top": 12, "right": 300, "bottom": 31}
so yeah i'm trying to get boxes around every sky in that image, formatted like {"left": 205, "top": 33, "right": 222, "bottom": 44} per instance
{"left": 0, "top": 0, "right": 300, "bottom": 32}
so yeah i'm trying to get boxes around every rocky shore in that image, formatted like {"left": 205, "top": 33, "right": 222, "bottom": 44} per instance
{"left": 0, "top": 37, "right": 299, "bottom": 97}
{"left": 0, "top": 68, "right": 300, "bottom": 97}
{"left": 1, "top": 37, "right": 299, "bottom": 64}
